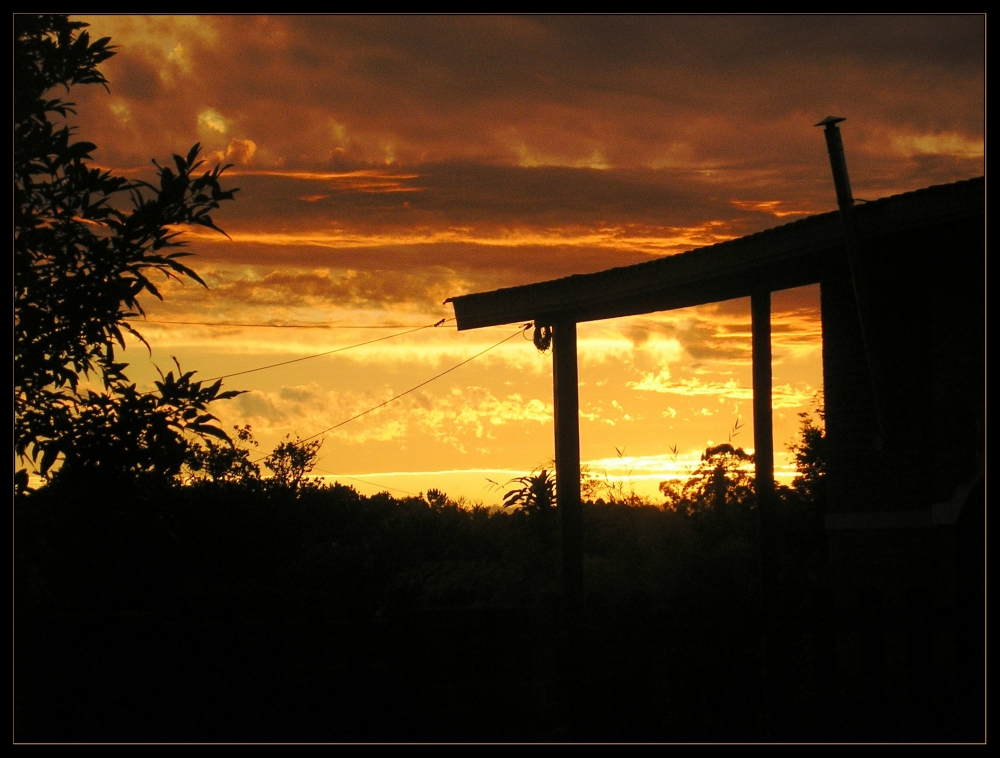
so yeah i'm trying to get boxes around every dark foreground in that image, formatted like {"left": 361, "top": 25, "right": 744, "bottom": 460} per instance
{"left": 15, "top": 481, "right": 983, "bottom": 743}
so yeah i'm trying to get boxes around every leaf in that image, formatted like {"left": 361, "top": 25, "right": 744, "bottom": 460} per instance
{"left": 39, "top": 445, "right": 59, "bottom": 476}
{"left": 173, "top": 153, "right": 188, "bottom": 176}
{"left": 14, "top": 469, "right": 30, "bottom": 494}
{"left": 195, "top": 424, "right": 230, "bottom": 441}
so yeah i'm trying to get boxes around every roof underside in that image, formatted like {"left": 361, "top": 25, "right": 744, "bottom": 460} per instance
{"left": 447, "top": 177, "right": 983, "bottom": 330}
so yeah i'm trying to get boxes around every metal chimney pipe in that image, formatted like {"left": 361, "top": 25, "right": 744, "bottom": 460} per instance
{"left": 816, "top": 116, "right": 854, "bottom": 210}
{"left": 815, "top": 116, "right": 885, "bottom": 448}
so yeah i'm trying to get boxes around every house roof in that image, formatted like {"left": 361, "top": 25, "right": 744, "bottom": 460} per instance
{"left": 446, "top": 176, "right": 984, "bottom": 330}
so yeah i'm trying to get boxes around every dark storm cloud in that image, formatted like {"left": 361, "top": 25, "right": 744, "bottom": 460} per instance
{"left": 182, "top": 237, "right": 657, "bottom": 297}
{"left": 222, "top": 161, "right": 772, "bottom": 235}
{"left": 168, "top": 159, "right": 792, "bottom": 291}
{"left": 77, "top": 15, "right": 983, "bottom": 175}
{"left": 206, "top": 267, "right": 460, "bottom": 310}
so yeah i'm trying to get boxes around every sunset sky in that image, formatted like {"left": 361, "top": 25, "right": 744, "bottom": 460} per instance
{"left": 69, "top": 15, "right": 984, "bottom": 502}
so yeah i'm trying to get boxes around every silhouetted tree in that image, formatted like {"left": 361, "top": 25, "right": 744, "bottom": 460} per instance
{"left": 660, "top": 443, "right": 756, "bottom": 516}
{"left": 47, "top": 362, "right": 242, "bottom": 486}
{"left": 185, "top": 424, "right": 262, "bottom": 485}
{"left": 489, "top": 469, "right": 557, "bottom": 547}
{"left": 14, "top": 15, "right": 239, "bottom": 488}
{"left": 498, "top": 469, "right": 555, "bottom": 515}
{"left": 788, "top": 409, "right": 826, "bottom": 507}
{"left": 264, "top": 435, "right": 323, "bottom": 490}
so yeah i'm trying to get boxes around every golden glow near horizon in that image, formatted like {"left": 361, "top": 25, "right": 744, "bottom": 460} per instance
{"left": 179, "top": 225, "right": 740, "bottom": 253}
{"left": 67, "top": 15, "right": 983, "bottom": 502}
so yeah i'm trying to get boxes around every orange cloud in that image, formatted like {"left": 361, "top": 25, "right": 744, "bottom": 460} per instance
{"left": 229, "top": 169, "right": 421, "bottom": 195}
{"left": 729, "top": 199, "right": 813, "bottom": 218}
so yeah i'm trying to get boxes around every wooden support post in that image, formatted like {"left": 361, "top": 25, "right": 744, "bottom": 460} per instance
{"left": 752, "top": 289, "right": 776, "bottom": 600}
{"left": 752, "top": 289, "right": 781, "bottom": 734}
{"left": 552, "top": 319, "right": 583, "bottom": 611}
{"left": 751, "top": 291, "right": 775, "bottom": 514}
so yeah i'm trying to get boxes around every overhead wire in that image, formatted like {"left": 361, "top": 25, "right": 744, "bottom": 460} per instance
{"left": 199, "top": 318, "right": 450, "bottom": 383}
{"left": 298, "top": 323, "right": 530, "bottom": 445}
{"left": 135, "top": 319, "right": 453, "bottom": 329}
{"left": 135, "top": 318, "right": 450, "bottom": 398}
{"left": 248, "top": 324, "right": 528, "bottom": 466}
{"left": 140, "top": 316, "right": 531, "bottom": 474}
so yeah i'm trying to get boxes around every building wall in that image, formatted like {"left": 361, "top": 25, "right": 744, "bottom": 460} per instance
{"left": 819, "top": 214, "right": 984, "bottom": 612}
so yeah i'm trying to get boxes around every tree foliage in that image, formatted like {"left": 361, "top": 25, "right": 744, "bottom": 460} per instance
{"left": 47, "top": 363, "right": 240, "bottom": 486}
{"left": 264, "top": 435, "right": 323, "bottom": 491}
{"left": 497, "top": 469, "right": 555, "bottom": 514}
{"left": 185, "top": 426, "right": 323, "bottom": 492}
{"left": 659, "top": 443, "right": 756, "bottom": 516}
{"left": 14, "top": 15, "right": 240, "bottom": 486}
{"left": 788, "top": 409, "right": 826, "bottom": 506}
{"left": 490, "top": 468, "right": 558, "bottom": 547}
{"left": 186, "top": 425, "right": 262, "bottom": 485}
{"left": 587, "top": 447, "right": 652, "bottom": 506}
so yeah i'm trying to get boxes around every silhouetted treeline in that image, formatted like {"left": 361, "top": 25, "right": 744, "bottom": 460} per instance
{"left": 16, "top": 473, "right": 970, "bottom": 742}
{"left": 15, "top": 472, "right": 824, "bottom": 622}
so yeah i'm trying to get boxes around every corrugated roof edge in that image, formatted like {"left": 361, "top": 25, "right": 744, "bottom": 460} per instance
{"left": 444, "top": 176, "right": 985, "bottom": 310}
